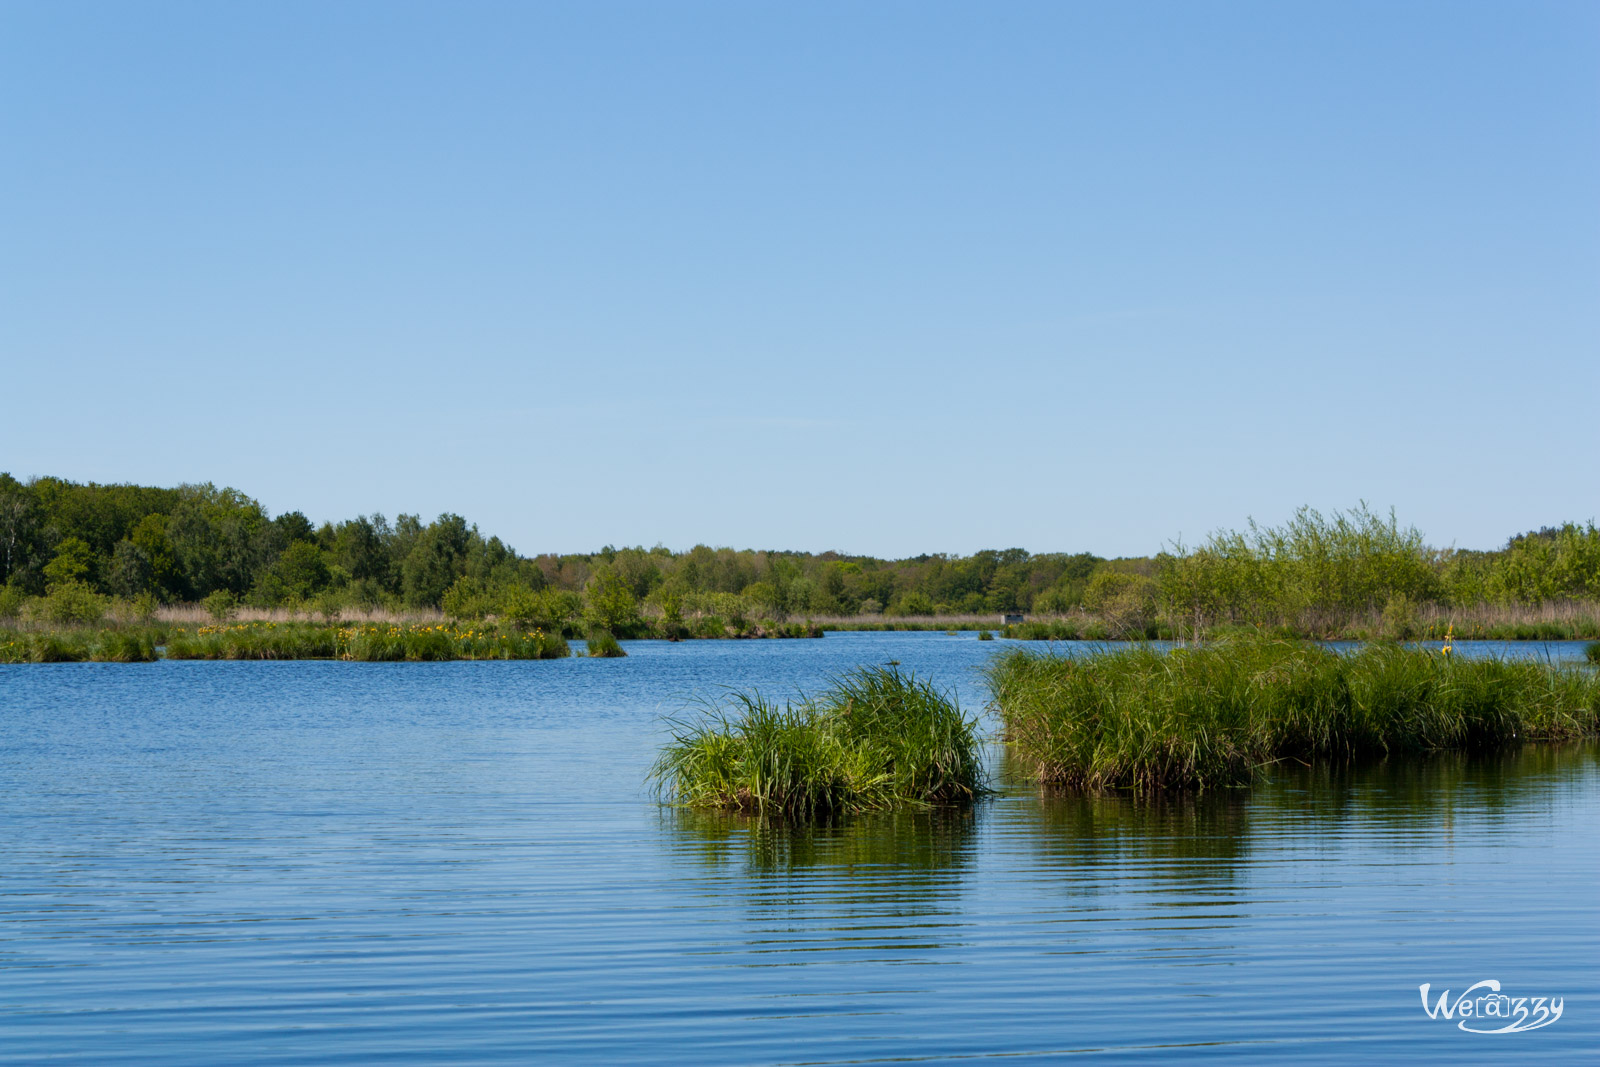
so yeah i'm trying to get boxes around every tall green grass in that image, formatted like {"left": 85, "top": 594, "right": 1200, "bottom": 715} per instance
{"left": 164, "top": 622, "right": 569, "bottom": 661}
{"left": 988, "top": 639, "right": 1600, "bottom": 792}
{"left": 0, "top": 627, "right": 159, "bottom": 663}
{"left": 652, "top": 667, "right": 987, "bottom": 817}
{"left": 585, "top": 630, "right": 626, "bottom": 658}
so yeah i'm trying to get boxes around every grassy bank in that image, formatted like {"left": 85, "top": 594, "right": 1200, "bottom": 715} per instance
{"left": 0, "top": 627, "right": 161, "bottom": 663}
{"left": 652, "top": 667, "right": 987, "bottom": 817}
{"left": 998, "top": 604, "right": 1600, "bottom": 643}
{"left": 161, "top": 622, "right": 570, "bottom": 661}
{"left": 988, "top": 639, "right": 1600, "bottom": 793}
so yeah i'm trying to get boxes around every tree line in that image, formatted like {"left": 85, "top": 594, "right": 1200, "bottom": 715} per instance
{"left": 1, "top": 476, "right": 1595, "bottom": 636}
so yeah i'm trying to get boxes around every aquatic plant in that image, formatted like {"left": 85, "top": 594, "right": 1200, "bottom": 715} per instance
{"left": 0, "top": 630, "right": 89, "bottom": 663}
{"left": 1587, "top": 641, "right": 1600, "bottom": 665}
{"left": 652, "top": 667, "right": 986, "bottom": 817}
{"left": 162, "top": 621, "right": 568, "bottom": 661}
{"left": 585, "top": 630, "right": 626, "bottom": 658}
{"left": 989, "top": 638, "right": 1600, "bottom": 793}
{"left": 90, "top": 630, "right": 158, "bottom": 662}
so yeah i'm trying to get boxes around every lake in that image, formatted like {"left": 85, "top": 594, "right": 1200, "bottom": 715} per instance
{"left": 1, "top": 633, "right": 1594, "bottom": 1063}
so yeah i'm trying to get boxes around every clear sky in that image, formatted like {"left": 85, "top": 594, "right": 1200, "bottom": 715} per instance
{"left": 2, "top": 1, "right": 1596, "bottom": 558}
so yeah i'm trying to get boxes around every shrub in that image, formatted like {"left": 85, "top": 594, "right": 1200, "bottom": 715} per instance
{"left": 202, "top": 590, "right": 237, "bottom": 623}
{"left": 886, "top": 592, "right": 935, "bottom": 617}
{"left": 442, "top": 576, "right": 494, "bottom": 621}
{"left": 38, "top": 581, "right": 106, "bottom": 625}
{"left": 1381, "top": 594, "right": 1419, "bottom": 641}
{"left": 693, "top": 615, "right": 727, "bottom": 639}
{"left": 1082, "top": 571, "right": 1157, "bottom": 638}
{"left": 586, "top": 571, "right": 643, "bottom": 637}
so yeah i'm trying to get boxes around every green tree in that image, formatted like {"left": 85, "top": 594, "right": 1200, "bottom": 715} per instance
{"left": 108, "top": 540, "right": 156, "bottom": 598}
{"left": 273, "top": 540, "right": 331, "bottom": 600}
{"left": 43, "top": 536, "right": 96, "bottom": 589}
{"left": 585, "top": 568, "right": 642, "bottom": 636}
{"left": 402, "top": 514, "right": 470, "bottom": 606}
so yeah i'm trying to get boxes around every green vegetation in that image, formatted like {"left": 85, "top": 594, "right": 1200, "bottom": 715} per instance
{"left": 1158, "top": 506, "right": 1600, "bottom": 640}
{"left": 163, "top": 622, "right": 569, "bottom": 661}
{"left": 584, "top": 630, "right": 626, "bottom": 658}
{"left": 652, "top": 667, "right": 987, "bottom": 817}
{"left": 988, "top": 639, "right": 1600, "bottom": 793}
{"left": 1587, "top": 642, "right": 1600, "bottom": 665}
{"left": 3, "top": 476, "right": 1596, "bottom": 642}
{"left": 0, "top": 627, "right": 160, "bottom": 663}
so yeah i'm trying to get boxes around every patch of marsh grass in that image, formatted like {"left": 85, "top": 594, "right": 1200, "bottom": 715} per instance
{"left": 988, "top": 638, "right": 1600, "bottom": 793}
{"left": 652, "top": 666, "right": 987, "bottom": 818}
{"left": 0, "top": 628, "right": 159, "bottom": 663}
{"left": 585, "top": 630, "right": 626, "bottom": 657}
{"left": 163, "top": 621, "right": 569, "bottom": 661}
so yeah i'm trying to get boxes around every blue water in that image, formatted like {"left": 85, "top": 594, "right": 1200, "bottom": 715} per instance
{"left": 1, "top": 633, "right": 1595, "bottom": 1063}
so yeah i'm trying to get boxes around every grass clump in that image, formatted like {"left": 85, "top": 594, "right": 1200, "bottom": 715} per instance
{"left": 90, "top": 631, "right": 158, "bottom": 662}
{"left": 585, "top": 630, "right": 626, "bottom": 657}
{"left": 1587, "top": 641, "right": 1600, "bottom": 665}
{"left": 989, "top": 638, "right": 1600, "bottom": 793}
{"left": 652, "top": 666, "right": 987, "bottom": 818}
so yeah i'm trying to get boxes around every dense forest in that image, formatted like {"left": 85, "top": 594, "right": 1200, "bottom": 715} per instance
{"left": 2, "top": 474, "right": 1597, "bottom": 639}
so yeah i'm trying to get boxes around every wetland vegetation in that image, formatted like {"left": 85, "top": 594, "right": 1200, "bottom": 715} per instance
{"left": 987, "top": 639, "right": 1600, "bottom": 793}
{"left": 4, "top": 475, "right": 1597, "bottom": 645}
{"left": 652, "top": 667, "right": 987, "bottom": 817}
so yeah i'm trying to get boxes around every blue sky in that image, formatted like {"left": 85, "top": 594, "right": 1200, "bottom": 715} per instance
{"left": 2, "top": 1, "right": 1595, "bottom": 557}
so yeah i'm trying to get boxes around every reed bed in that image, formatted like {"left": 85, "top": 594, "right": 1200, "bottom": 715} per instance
{"left": 0, "top": 628, "right": 159, "bottom": 663}
{"left": 164, "top": 622, "right": 569, "bottom": 661}
{"left": 154, "top": 604, "right": 447, "bottom": 626}
{"left": 988, "top": 639, "right": 1600, "bottom": 793}
{"left": 652, "top": 667, "right": 987, "bottom": 818}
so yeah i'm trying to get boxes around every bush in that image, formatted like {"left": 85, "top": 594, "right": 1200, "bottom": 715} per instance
{"left": 586, "top": 571, "right": 643, "bottom": 637}
{"left": 442, "top": 576, "right": 495, "bottom": 621}
{"left": 886, "top": 592, "right": 935, "bottom": 617}
{"left": 1381, "top": 594, "right": 1419, "bottom": 641}
{"left": 1082, "top": 571, "right": 1157, "bottom": 638}
{"left": 202, "top": 590, "right": 237, "bottom": 623}
{"left": 37, "top": 581, "right": 106, "bottom": 625}
{"left": 0, "top": 584, "right": 26, "bottom": 620}
{"left": 693, "top": 615, "right": 727, "bottom": 638}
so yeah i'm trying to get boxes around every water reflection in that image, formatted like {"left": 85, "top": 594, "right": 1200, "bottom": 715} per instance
{"left": 1008, "top": 788, "right": 1251, "bottom": 893}
{"left": 664, "top": 806, "right": 978, "bottom": 880}
{"left": 1256, "top": 740, "right": 1598, "bottom": 834}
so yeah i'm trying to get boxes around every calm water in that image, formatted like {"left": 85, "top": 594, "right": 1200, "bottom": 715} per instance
{"left": 2, "top": 634, "right": 1595, "bottom": 1064}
